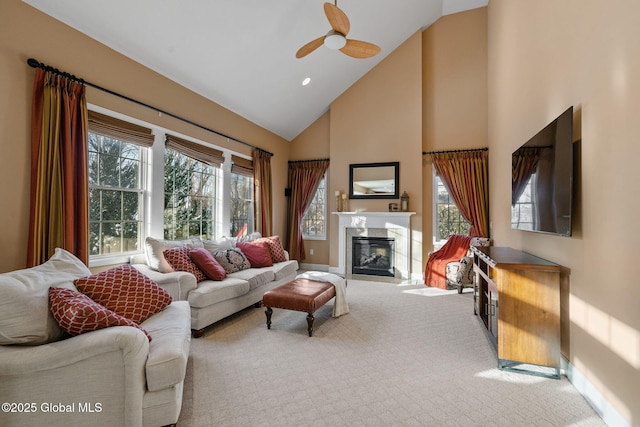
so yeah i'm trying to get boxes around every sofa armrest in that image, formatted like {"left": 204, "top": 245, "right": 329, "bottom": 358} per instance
{"left": 131, "top": 263, "right": 197, "bottom": 301}
{"left": 0, "top": 327, "right": 149, "bottom": 426}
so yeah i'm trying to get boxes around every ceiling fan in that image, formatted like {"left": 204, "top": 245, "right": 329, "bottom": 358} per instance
{"left": 296, "top": 1, "right": 381, "bottom": 59}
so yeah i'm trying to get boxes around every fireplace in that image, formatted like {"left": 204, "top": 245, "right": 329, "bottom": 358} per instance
{"left": 352, "top": 237, "right": 395, "bottom": 277}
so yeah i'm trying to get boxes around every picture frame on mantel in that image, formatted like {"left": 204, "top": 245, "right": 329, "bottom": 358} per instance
{"left": 349, "top": 161, "right": 399, "bottom": 200}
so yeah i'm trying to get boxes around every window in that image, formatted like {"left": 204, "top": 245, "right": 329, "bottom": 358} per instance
{"left": 87, "top": 110, "right": 257, "bottom": 265}
{"left": 229, "top": 155, "right": 254, "bottom": 237}
{"left": 434, "top": 174, "right": 470, "bottom": 244}
{"left": 302, "top": 176, "right": 326, "bottom": 239}
{"left": 511, "top": 173, "right": 535, "bottom": 230}
{"left": 88, "top": 132, "right": 145, "bottom": 257}
{"left": 230, "top": 172, "right": 254, "bottom": 236}
{"left": 164, "top": 148, "right": 219, "bottom": 240}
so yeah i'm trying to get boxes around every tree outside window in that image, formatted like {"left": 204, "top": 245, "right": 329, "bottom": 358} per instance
{"left": 302, "top": 176, "right": 326, "bottom": 239}
{"left": 230, "top": 172, "right": 254, "bottom": 236}
{"left": 434, "top": 175, "right": 470, "bottom": 243}
{"left": 88, "top": 133, "right": 143, "bottom": 256}
{"left": 164, "top": 148, "right": 218, "bottom": 240}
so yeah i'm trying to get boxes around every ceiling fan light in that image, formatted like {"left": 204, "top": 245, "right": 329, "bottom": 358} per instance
{"left": 324, "top": 31, "right": 347, "bottom": 50}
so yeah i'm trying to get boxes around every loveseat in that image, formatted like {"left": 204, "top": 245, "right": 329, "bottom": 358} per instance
{"left": 130, "top": 233, "right": 299, "bottom": 337}
{"left": 0, "top": 248, "right": 191, "bottom": 427}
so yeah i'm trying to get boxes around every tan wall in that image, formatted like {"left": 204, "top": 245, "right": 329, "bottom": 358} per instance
{"left": 292, "top": 9, "right": 488, "bottom": 275}
{"left": 289, "top": 112, "right": 331, "bottom": 265}
{"left": 0, "top": 0, "right": 290, "bottom": 273}
{"left": 488, "top": 1, "right": 640, "bottom": 424}
{"left": 422, "top": 7, "right": 489, "bottom": 257}
{"left": 329, "top": 31, "right": 423, "bottom": 277}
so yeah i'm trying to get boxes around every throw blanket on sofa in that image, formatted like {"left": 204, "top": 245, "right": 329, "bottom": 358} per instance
{"left": 296, "top": 272, "right": 349, "bottom": 317}
{"left": 425, "top": 235, "right": 473, "bottom": 289}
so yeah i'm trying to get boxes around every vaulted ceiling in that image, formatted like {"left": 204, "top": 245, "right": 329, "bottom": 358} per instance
{"left": 25, "top": 0, "right": 487, "bottom": 141}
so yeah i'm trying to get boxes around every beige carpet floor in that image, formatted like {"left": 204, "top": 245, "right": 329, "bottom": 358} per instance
{"left": 177, "top": 279, "right": 605, "bottom": 426}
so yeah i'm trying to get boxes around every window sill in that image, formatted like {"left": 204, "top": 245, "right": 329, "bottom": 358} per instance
{"left": 302, "top": 235, "right": 326, "bottom": 241}
{"left": 89, "top": 253, "right": 143, "bottom": 268}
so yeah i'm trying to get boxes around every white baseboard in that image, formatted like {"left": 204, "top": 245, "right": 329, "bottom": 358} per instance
{"left": 298, "top": 263, "right": 330, "bottom": 272}
{"left": 564, "top": 358, "right": 630, "bottom": 427}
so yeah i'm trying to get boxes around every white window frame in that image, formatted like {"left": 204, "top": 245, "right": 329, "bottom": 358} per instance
{"left": 88, "top": 131, "right": 148, "bottom": 267}
{"left": 301, "top": 175, "right": 327, "bottom": 240}
{"left": 87, "top": 105, "right": 250, "bottom": 266}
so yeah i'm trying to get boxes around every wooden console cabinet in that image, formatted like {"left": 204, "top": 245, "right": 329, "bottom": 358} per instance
{"left": 471, "top": 246, "right": 561, "bottom": 378}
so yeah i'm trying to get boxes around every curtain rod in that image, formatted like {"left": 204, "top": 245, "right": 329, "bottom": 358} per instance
{"left": 27, "top": 58, "right": 274, "bottom": 156}
{"left": 288, "top": 158, "right": 330, "bottom": 164}
{"left": 422, "top": 147, "right": 488, "bottom": 155}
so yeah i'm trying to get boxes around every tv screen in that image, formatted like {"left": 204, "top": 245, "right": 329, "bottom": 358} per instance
{"left": 511, "top": 106, "right": 573, "bottom": 236}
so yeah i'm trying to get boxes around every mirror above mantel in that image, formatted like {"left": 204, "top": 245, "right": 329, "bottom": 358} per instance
{"left": 349, "top": 162, "right": 399, "bottom": 199}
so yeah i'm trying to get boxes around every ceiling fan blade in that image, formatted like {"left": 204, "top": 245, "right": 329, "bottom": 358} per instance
{"left": 296, "top": 36, "right": 325, "bottom": 58}
{"left": 340, "top": 39, "right": 381, "bottom": 59}
{"left": 324, "top": 2, "right": 350, "bottom": 36}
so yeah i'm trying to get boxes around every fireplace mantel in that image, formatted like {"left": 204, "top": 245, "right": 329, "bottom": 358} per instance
{"left": 332, "top": 212, "right": 415, "bottom": 279}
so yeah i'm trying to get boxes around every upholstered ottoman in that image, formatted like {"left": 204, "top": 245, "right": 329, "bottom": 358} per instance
{"left": 263, "top": 278, "right": 336, "bottom": 336}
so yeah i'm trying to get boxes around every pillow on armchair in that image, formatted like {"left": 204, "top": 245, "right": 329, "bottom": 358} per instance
{"left": 446, "top": 257, "right": 474, "bottom": 287}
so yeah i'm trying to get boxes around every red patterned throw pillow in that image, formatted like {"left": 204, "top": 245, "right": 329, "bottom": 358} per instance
{"left": 256, "top": 236, "right": 287, "bottom": 263}
{"left": 189, "top": 248, "right": 226, "bottom": 281}
{"left": 74, "top": 265, "right": 172, "bottom": 325}
{"left": 236, "top": 241, "right": 273, "bottom": 268}
{"left": 163, "top": 247, "right": 207, "bottom": 282}
{"left": 49, "top": 287, "right": 151, "bottom": 341}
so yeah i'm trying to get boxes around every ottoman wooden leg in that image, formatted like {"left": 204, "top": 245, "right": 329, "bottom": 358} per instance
{"left": 265, "top": 307, "right": 273, "bottom": 329}
{"left": 306, "top": 313, "right": 314, "bottom": 337}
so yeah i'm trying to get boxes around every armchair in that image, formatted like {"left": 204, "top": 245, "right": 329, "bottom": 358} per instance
{"left": 445, "top": 237, "right": 491, "bottom": 293}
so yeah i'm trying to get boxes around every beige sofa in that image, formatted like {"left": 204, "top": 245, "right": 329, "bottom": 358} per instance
{"left": 131, "top": 234, "right": 299, "bottom": 337}
{"left": 0, "top": 249, "right": 191, "bottom": 427}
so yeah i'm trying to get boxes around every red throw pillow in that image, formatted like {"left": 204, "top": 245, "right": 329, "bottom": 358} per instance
{"left": 189, "top": 248, "right": 226, "bottom": 281}
{"left": 236, "top": 241, "right": 273, "bottom": 267}
{"left": 163, "top": 247, "right": 207, "bottom": 282}
{"left": 49, "top": 287, "right": 151, "bottom": 341}
{"left": 74, "top": 265, "right": 172, "bottom": 325}
{"left": 256, "top": 236, "right": 287, "bottom": 263}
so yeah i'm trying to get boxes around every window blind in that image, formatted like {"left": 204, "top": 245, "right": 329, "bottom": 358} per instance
{"left": 88, "top": 111, "right": 154, "bottom": 147}
{"left": 231, "top": 155, "right": 253, "bottom": 177}
{"left": 165, "top": 134, "right": 225, "bottom": 167}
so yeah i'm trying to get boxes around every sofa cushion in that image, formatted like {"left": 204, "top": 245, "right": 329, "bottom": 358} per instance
{"left": 255, "top": 236, "right": 287, "bottom": 263}
{"left": 189, "top": 248, "right": 226, "bottom": 281}
{"left": 202, "top": 237, "right": 235, "bottom": 255}
{"left": 227, "top": 268, "right": 275, "bottom": 291}
{"left": 270, "top": 260, "right": 300, "bottom": 282}
{"left": 145, "top": 236, "right": 204, "bottom": 273}
{"left": 187, "top": 277, "right": 250, "bottom": 308}
{"left": 141, "top": 301, "right": 191, "bottom": 392}
{"left": 213, "top": 248, "right": 251, "bottom": 274}
{"left": 74, "top": 265, "right": 172, "bottom": 324}
{"left": 163, "top": 247, "right": 207, "bottom": 282}
{"left": 0, "top": 248, "right": 90, "bottom": 345}
{"left": 49, "top": 287, "right": 151, "bottom": 340}
{"left": 236, "top": 241, "right": 273, "bottom": 268}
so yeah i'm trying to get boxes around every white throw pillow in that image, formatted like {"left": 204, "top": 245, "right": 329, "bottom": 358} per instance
{"left": 145, "top": 236, "right": 203, "bottom": 272}
{"left": 0, "top": 248, "right": 91, "bottom": 345}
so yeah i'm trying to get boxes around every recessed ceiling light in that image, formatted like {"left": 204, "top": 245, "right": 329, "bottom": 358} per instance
{"left": 302, "top": 77, "right": 311, "bottom": 86}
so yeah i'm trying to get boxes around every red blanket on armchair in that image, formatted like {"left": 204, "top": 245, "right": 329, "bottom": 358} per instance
{"left": 425, "top": 235, "right": 473, "bottom": 289}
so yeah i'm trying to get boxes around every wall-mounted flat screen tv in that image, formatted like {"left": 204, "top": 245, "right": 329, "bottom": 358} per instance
{"left": 511, "top": 106, "right": 573, "bottom": 236}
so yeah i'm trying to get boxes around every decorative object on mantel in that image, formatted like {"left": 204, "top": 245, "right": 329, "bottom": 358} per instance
{"left": 400, "top": 191, "right": 409, "bottom": 212}
{"left": 341, "top": 193, "right": 348, "bottom": 212}
{"left": 388, "top": 203, "right": 398, "bottom": 212}
{"left": 335, "top": 190, "right": 343, "bottom": 212}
